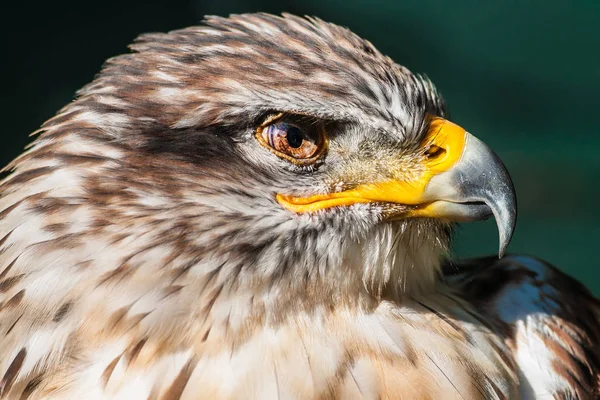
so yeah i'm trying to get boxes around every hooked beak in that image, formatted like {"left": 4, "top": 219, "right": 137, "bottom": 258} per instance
{"left": 414, "top": 128, "right": 517, "bottom": 257}
{"left": 277, "top": 116, "right": 517, "bottom": 257}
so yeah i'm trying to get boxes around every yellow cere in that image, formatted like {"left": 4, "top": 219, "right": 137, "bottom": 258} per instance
{"left": 276, "top": 116, "right": 467, "bottom": 214}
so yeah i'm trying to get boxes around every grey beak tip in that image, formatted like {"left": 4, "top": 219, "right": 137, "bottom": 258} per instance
{"left": 496, "top": 201, "right": 517, "bottom": 259}
{"left": 497, "top": 236, "right": 508, "bottom": 258}
{"left": 498, "top": 245, "right": 507, "bottom": 259}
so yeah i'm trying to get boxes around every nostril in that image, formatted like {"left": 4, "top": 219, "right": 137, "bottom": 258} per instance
{"left": 425, "top": 145, "right": 446, "bottom": 159}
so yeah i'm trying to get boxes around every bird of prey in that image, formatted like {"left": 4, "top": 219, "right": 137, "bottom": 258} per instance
{"left": 0, "top": 12, "right": 598, "bottom": 400}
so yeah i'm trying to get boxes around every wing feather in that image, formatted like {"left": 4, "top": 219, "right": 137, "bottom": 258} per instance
{"left": 444, "top": 255, "right": 600, "bottom": 399}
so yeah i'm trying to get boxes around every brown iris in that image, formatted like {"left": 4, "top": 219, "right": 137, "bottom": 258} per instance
{"left": 256, "top": 114, "right": 326, "bottom": 164}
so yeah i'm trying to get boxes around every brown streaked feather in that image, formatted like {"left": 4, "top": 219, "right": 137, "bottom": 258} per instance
{"left": 18, "top": 373, "right": 44, "bottom": 400}
{"left": 100, "top": 355, "right": 122, "bottom": 388}
{"left": 160, "top": 357, "right": 197, "bottom": 400}
{"left": 0, "top": 349, "right": 26, "bottom": 396}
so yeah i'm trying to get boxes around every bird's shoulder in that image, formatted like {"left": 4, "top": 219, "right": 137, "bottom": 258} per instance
{"left": 444, "top": 255, "right": 600, "bottom": 399}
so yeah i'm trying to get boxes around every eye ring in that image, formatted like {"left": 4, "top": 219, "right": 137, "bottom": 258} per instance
{"left": 255, "top": 113, "right": 328, "bottom": 165}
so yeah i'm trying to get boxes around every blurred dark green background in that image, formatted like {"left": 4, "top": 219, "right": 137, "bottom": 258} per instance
{"left": 2, "top": 1, "right": 599, "bottom": 293}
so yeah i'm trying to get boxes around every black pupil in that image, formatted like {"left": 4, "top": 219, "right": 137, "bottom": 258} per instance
{"left": 286, "top": 126, "right": 304, "bottom": 148}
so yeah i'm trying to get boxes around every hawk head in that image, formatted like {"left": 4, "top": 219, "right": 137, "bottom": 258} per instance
{"left": 6, "top": 13, "right": 515, "bottom": 301}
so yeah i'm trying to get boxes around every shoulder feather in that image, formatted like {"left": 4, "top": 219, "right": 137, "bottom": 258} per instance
{"left": 444, "top": 255, "right": 600, "bottom": 399}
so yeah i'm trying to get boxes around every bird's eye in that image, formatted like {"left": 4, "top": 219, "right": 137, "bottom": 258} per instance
{"left": 256, "top": 114, "right": 326, "bottom": 164}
